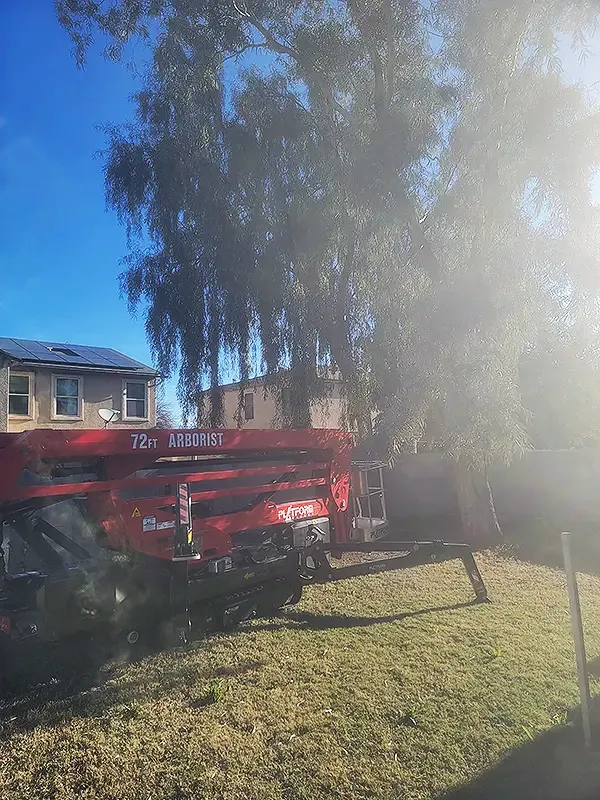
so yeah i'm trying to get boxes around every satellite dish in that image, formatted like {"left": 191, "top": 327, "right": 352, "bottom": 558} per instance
{"left": 98, "top": 408, "right": 121, "bottom": 427}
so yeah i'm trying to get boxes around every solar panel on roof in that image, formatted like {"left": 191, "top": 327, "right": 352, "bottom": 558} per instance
{"left": 21, "top": 341, "right": 64, "bottom": 358}
{"left": 25, "top": 345, "right": 69, "bottom": 363}
{"left": 39, "top": 341, "right": 91, "bottom": 363}
{"left": 16, "top": 341, "right": 81, "bottom": 364}
{"left": 45, "top": 346, "right": 91, "bottom": 364}
{"left": 88, "top": 346, "right": 148, "bottom": 370}
{"left": 13, "top": 340, "right": 42, "bottom": 359}
{"left": 72, "top": 346, "right": 115, "bottom": 367}
{"left": 85, "top": 347, "right": 126, "bottom": 368}
{"left": 0, "top": 339, "right": 36, "bottom": 360}
{"left": 9, "top": 339, "right": 68, "bottom": 363}
{"left": 0, "top": 337, "right": 155, "bottom": 372}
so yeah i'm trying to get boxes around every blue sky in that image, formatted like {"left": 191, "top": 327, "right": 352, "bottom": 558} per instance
{"left": 1, "top": 4, "right": 599, "bottom": 422}
{"left": 0, "top": 2, "right": 177, "bottom": 403}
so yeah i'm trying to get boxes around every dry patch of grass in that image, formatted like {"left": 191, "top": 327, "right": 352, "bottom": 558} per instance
{"left": 1, "top": 553, "right": 600, "bottom": 800}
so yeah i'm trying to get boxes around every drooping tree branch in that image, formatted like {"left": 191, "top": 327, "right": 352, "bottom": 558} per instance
{"left": 347, "top": 0, "right": 388, "bottom": 124}
{"left": 468, "top": 4, "right": 534, "bottom": 270}
{"left": 383, "top": 0, "right": 395, "bottom": 106}
{"left": 55, "top": 0, "right": 600, "bottom": 473}
{"left": 239, "top": 10, "right": 371, "bottom": 133}
{"left": 238, "top": 5, "right": 444, "bottom": 281}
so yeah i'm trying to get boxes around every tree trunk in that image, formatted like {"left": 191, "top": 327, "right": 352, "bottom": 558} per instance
{"left": 454, "top": 457, "right": 503, "bottom": 545}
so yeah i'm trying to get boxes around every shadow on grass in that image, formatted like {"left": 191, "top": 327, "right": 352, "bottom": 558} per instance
{"left": 1, "top": 636, "right": 114, "bottom": 704}
{"left": 440, "top": 716, "right": 600, "bottom": 800}
{"left": 0, "top": 633, "right": 264, "bottom": 738}
{"left": 0, "top": 635, "right": 151, "bottom": 735}
{"left": 586, "top": 654, "right": 600, "bottom": 680}
{"left": 0, "top": 599, "right": 482, "bottom": 737}
{"left": 251, "top": 599, "right": 482, "bottom": 632}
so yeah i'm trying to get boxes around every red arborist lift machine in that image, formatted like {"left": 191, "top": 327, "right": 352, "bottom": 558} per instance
{"left": 0, "top": 428, "right": 487, "bottom": 647}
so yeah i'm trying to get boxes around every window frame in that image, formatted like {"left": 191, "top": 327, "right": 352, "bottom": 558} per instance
{"left": 122, "top": 379, "right": 149, "bottom": 421}
{"left": 51, "top": 374, "right": 84, "bottom": 421}
{"left": 8, "top": 371, "right": 34, "bottom": 419}
{"left": 243, "top": 390, "right": 255, "bottom": 422}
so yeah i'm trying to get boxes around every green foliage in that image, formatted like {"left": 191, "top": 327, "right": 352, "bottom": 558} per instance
{"left": 198, "top": 679, "right": 228, "bottom": 707}
{"left": 485, "top": 645, "right": 502, "bottom": 662}
{"left": 521, "top": 724, "right": 535, "bottom": 741}
{"left": 550, "top": 709, "right": 568, "bottom": 726}
{"left": 520, "top": 317, "right": 600, "bottom": 449}
{"left": 57, "top": 1, "right": 600, "bottom": 456}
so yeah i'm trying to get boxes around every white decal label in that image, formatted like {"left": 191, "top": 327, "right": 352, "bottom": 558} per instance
{"left": 157, "top": 521, "right": 176, "bottom": 530}
{"left": 131, "top": 431, "right": 225, "bottom": 450}
{"left": 130, "top": 433, "right": 158, "bottom": 450}
{"left": 142, "top": 515, "right": 157, "bottom": 532}
{"left": 167, "top": 431, "right": 225, "bottom": 448}
{"left": 277, "top": 504, "right": 315, "bottom": 523}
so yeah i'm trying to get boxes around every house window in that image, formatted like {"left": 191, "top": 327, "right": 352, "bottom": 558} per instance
{"left": 53, "top": 376, "right": 82, "bottom": 418}
{"left": 244, "top": 391, "right": 255, "bottom": 421}
{"left": 8, "top": 373, "right": 31, "bottom": 416}
{"left": 124, "top": 381, "right": 148, "bottom": 419}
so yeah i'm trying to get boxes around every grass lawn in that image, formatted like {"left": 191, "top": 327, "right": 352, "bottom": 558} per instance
{"left": 2, "top": 552, "right": 600, "bottom": 800}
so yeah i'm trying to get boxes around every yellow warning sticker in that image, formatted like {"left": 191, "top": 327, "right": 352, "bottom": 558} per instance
{"left": 131, "top": 507, "right": 141, "bottom": 518}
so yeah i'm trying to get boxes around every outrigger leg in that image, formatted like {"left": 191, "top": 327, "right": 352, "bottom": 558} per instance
{"left": 300, "top": 539, "right": 489, "bottom": 603}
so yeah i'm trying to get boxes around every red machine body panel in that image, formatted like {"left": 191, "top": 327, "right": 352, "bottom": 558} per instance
{"left": 0, "top": 428, "right": 353, "bottom": 565}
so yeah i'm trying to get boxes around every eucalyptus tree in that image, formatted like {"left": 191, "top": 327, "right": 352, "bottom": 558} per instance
{"left": 57, "top": 0, "right": 600, "bottom": 539}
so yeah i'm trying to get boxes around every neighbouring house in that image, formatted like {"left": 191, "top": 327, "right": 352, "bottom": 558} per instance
{"left": 0, "top": 337, "right": 158, "bottom": 432}
{"left": 204, "top": 372, "right": 346, "bottom": 429}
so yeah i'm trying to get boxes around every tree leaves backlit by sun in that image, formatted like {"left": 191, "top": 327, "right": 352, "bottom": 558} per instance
{"left": 56, "top": 1, "right": 600, "bottom": 469}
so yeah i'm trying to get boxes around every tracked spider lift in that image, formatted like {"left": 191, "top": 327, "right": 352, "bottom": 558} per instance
{"left": 0, "top": 428, "right": 487, "bottom": 646}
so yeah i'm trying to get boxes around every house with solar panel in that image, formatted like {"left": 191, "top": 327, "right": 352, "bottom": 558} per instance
{"left": 0, "top": 338, "right": 158, "bottom": 432}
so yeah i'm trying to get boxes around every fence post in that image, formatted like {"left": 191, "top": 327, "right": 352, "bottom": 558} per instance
{"left": 561, "top": 531, "right": 592, "bottom": 749}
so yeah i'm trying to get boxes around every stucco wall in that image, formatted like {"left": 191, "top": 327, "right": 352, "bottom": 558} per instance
{"left": 0, "top": 359, "right": 8, "bottom": 432}
{"left": 311, "top": 384, "right": 345, "bottom": 429}
{"left": 221, "top": 384, "right": 277, "bottom": 429}
{"left": 383, "top": 449, "right": 600, "bottom": 530}
{"left": 219, "top": 382, "right": 345, "bottom": 429}
{"left": 7, "top": 368, "right": 156, "bottom": 432}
